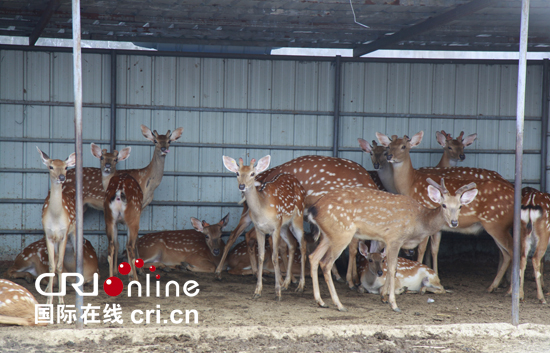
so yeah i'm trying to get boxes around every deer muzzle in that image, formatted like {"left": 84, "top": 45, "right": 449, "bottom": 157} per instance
{"left": 450, "top": 220, "right": 458, "bottom": 228}
{"left": 239, "top": 184, "right": 245, "bottom": 191}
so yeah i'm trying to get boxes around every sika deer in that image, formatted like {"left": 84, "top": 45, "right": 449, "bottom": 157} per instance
{"left": 378, "top": 132, "right": 514, "bottom": 291}
{"left": 517, "top": 187, "right": 550, "bottom": 303}
{"left": 215, "top": 155, "right": 379, "bottom": 290}
{"left": 137, "top": 214, "right": 229, "bottom": 273}
{"left": 433, "top": 130, "right": 477, "bottom": 168}
{"left": 308, "top": 178, "right": 477, "bottom": 312}
{"left": 358, "top": 138, "right": 397, "bottom": 193}
{"left": 6, "top": 238, "right": 99, "bottom": 285}
{"left": 223, "top": 155, "right": 306, "bottom": 300}
{"left": 37, "top": 147, "right": 76, "bottom": 305}
{"left": 0, "top": 279, "right": 47, "bottom": 326}
{"left": 104, "top": 174, "right": 143, "bottom": 280}
{"left": 357, "top": 242, "right": 445, "bottom": 295}
{"left": 90, "top": 143, "right": 131, "bottom": 191}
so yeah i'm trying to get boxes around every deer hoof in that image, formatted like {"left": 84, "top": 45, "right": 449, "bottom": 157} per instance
{"left": 252, "top": 293, "right": 261, "bottom": 299}
{"left": 295, "top": 286, "right": 304, "bottom": 293}
{"left": 348, "top": 285, "right": 358, "bottom": 292}
{"left": 317, "top": 302, "right": 329, "bottom": 309}
{"left": 338, "top": 306, "right": 348, "bottom": 312}
{"left": 335, "top": 277, "right": 345, "bottom": 283}
{"left": 392, "top": 307, "right": 402, "bottom": 313}
{"left": 540, "top": 299, "right": 547, "bottom": 304}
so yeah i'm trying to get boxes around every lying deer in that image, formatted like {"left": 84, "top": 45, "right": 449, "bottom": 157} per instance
{"left": 517, "top": 187, "right": 550, "bottom": 303}
{"left": 223, "top": 155, "right": 306, "bottom": 300}
{"left": 308, "top": 178, "right": 477, "bottom": 312}
{"left": 0, "top": 279, "right": 47, "bottom": 326}
{"left": 6, "top": 237, "right": 99, "bottom": 285}
{"left": 357, "top": 242, "right": 445, "bottom": 295}
{"left": 137, "top": 214, "right": 229, "bottom": 273}
{"left": 37, "top": 147, "right": 76, "bottom": 305}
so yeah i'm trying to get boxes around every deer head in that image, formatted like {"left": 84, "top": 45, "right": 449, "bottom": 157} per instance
{"left": 191, "top": 213, "right": 229, "bottom": 257}
{"left": 36, "top": 147, "right": 75, "bottom": 184}
{"left": 358, "top": 241, "right": 385, "bottom": 277}
{"left": 426, "top": 178, "right": 478, "bottom": 228}
{"left": 90, "top": 143, "right": 131, "bottom": 176}
{"left": 358, "top": 138, "right": 388, "bottom": 170}
{"left": 222, "top": 155, "right": 271, "bottom": 192}
{"left": 377, "top": 131, "right": 424, "bottom": 164}
{"left": 141, "top": 125, "right": 184, "bottom": 156}
{"left": 436, "top": 130, "right": 477, "bottom": 162}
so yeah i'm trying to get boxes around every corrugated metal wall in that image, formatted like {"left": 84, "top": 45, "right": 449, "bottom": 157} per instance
{"left": 0, "top": 48, "right": 546, "bottom": 261}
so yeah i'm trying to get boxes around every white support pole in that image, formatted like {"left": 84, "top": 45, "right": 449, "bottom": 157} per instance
{"left": 512, "top": 0, "right": 530, "bottom": 326}
{"left": 71, "top": 0, "right": 84, "bottom": 329}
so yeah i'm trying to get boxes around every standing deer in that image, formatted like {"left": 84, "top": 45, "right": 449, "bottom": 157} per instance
{"left": 377, "top": 132, "right": 514, "bottom": 291}
{"left": 357, "top": 242, "right": 445, "bottom": 295}
{"left": 104, "top": 174, "right": 143, "bottom": 281}
{"left": 433, "top": 130, "right": 477, "bottom": 168}
{"left": 6, "top": 237, "right": 99, "bottom": 285}
{"left": 137, "top": 214, "right": 229, "bottom": 273}
{"left": 308, "top": 178, "right": 477, "bottom": 312}
{"left": 0, "top": 279, "right": 47, "bottom": 326}
{"left": 223, "top": 155, "right": 306, "bottom": 300}
{"left": 65, "top": 125, "right": 183, "bottom": 210}
{"left": 37, "top": 147, "right": 76, "bottom": 305}
{"left": 215, "top": 155, "right": 379, "bottom": 290}
{"left": 517, "top": 187, "right": 550, "bottom": 303}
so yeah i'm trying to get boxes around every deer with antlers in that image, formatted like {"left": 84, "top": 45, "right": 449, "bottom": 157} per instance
{"left": 376, "top": 132, "right": 514, "bottom": 292}
{"left": 137, "top": 214, "right": 229, "bottom": 273}
{"left": 357, "top": 242, "right": 445, "bottom": 295}
{"left": 6, "top": 237, "right": 99, "bottom": 285}
{"left": 215, "top": 155, "right": 379, "bottom": 291}
{"left": 37, "top": 147, "right": 76, "bottom": 305}
{"left": 308, "top": 178, "right": 477, "bottom": 312}
{"left": 433, "top": 130, "right": 477, "bottom": 168}
{"left": 517, "top": 187, "right": 550, "bottom": 303}
{"left": 65, "top": 125, "right": 183, "bottom": 211}
{"left": 223, "top": 155, "right": 307, "bottom": 300}
{"left": 0, "top": 279, "right": 47, "bottom": 326}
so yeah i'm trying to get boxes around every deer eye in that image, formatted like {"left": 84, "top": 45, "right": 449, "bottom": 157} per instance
{"left": 115, "top": 159, "right": 118, "bottom": 163}
{"left": 368, "top": 259, "right": 373, "bottom": 263}
{"left": 442, "top": 204, "right": 447, "bottom": 209}
{"left": 448, "top": 146, "right": 452, "bottom": 149}
{"left": 100, "top": 156, "right": 104, "bottom": 160}
{"left": 401, "top": 145, "right": 406, "bottom": 150}
{"left": 251, "top": 172, "right": 255, "bottom": 177}
{"left": 459, "top": 205, "right": 463, "bottom": 209}
{"left": 236, "top": 172, "right": 240, "bottom": 177}
{"left": 49, "top": 166, "right": 53, "bottom": 170}
{"left": 154, "top": 139, "right": 158, "bottom": 144}
{"left": 65, "top": 167, "right": 68, "bottom": 170}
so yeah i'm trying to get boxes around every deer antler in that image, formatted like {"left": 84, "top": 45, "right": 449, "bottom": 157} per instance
{"left": 250, "top": 158, "right": 256, "bottom": 165}
{"left": 457, "top": 131, "right": 465, "bottom": 141}
{"left": 372, "top": 140, "right": 378, "bottom": 146}
{"left": 426, "top": 178, "right": 449, "bottom": 194}
{"left": 440, "top": 130, "right": 453, "bottom": 141}
{"left": 238, "top": 158, "right": 244, "bottom": 167}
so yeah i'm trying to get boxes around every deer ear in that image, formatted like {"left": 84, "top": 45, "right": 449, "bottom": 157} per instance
{"left": 358, "top": 138, "right": 372, "bottom": 153}
{"left": 141, "top": 125, "right": 155, "bottom": 141}
{"left": 222, "top": 156, "right": 239, "bottom": 173}
{"left": 219, "top": 213, "right": 230, "bottom": 228}
{"left": 358, "top": 241, "right": 369, "bottom": 258}
{"left": 190, "top": 217, "right": 203, "bottom": 232}
{"left": 170, "top": 127, "right": 184, "bottom": 141}
{"left": 462, "top": 133, "right": 477, "bottom": 147}
{"left": 409, "top": 131, "right": 424, "bottom": 148}
{"left": 427, "top": 185, "right": 442, "bottom": 204}
{"left": 65, "top": 153, "right": 76, "bottom": 168}
{"left": 117, "top": 147, "right": 131, "bottom": 162}
{"left": 90, "top": 143, "right": 103, "bottom": 159}
{"left": 255, "top": 155, "right": 271, "bottom": 174}
{"left": 36, "top": 147, "right": 50, "bottom": 166}
{"left": 376, "top": 132, "right": 391, "bottom": 147}
{"left": 460, "top": 189, "right": 478, "bottom": 205}
{"left": 435, "top": 131, "right": 447, "bottom": 147}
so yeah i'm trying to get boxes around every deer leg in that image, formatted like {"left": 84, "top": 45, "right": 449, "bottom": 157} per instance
{"left": 6, "top": 270, "right": 35, "bottom": 284}
{"left": 253, "top": 229, "right": 266, "bottom": 299}
{"left": 430, "top": 231, "right": 442, "bottom": 275}
{"left": 56, "top": 235, "right": 69, "bottom": 305}
{"left": 346, "top": 238, "right": 359, "bottom": 290}
{"left": 290, "top": 215, "right": 306, "bottom": 292}
{"left": 309, "top": 234, "right": 331, "bottom": 308}
{"left": 272, "top": 227, "right": 284, "bottom": 301}
{"left": 245, "top": 229, "right": 259, "bottom": 278}
{"left": 383, "top": 245, "right": 401, "bottom": 312}
{"left": 320, "top": 247, "right": 348, "bottom": 312}
{"left": 126, "top": 214, "right": 141, "bottom": 281}
{"left": 416, "top": 236, "right": 429, "bottom": 265}
{"left": 332, "top": 266, "right": 344, "bottom": 283}
{"left": 44, "top": 237, "right": 56, "bottom": 306}
{"left": 280, "top": 226, "right": 296, "bottom": 291}
{"left": 106, "top": 220, "right": 118, "bottom": 278}
{"left": 533, "top": 219, "right": 549, "bottom": 303}
{"left": 484, "top": 223, "right": 513, "bottom": 293}
{"left": 215, "top": 205, "right": 251, "bottom": 278}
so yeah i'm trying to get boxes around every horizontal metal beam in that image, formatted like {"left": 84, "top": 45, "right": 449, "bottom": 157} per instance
{"left": 0, "top": 199, "right": 244, "bottom": 207}
{"left": 353, "top": 0, "right": 498, "bottom": 57}
{"left": 28, "top": 0, "right": 60, "bottom": 46}
{"left": 338, "top": 148, "right": 541, "bottom": 155}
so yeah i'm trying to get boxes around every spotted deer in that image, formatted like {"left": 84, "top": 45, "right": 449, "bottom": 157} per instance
{"left": 65, "top": 125, "right": 183, "bottom": 210}
{"left": 308, "top": 178, "right": 477, "bottom": 312}
{"left": 104, "top": 174, "right": 143, "bottom": 281}
{"left": 358, "top": 138, "right": 397, "bottom": 193}
{"left": 137, "top": 214, "right": 229, "bottom": 273}
{"left": 378, "top": 132, "right": 514, "bottom": 292}
{"left": 215, "top": 155, "right": 379, "bottom": 290}
{"left": 433, "top": 130, "right": 477, "bottom": 168}
{"left": 0, "top": 279, "right": 47, "bottom": 326}
{"left": 90, "top": 143, "right": 131, "bottom": 191}
{"left": 517, "top": 187, "right": 550, "bottom": 303}
{"left": 6, "top": 237, "right": 99, "bottom": 285}
{"left": 37, "top": 147, "right": 76, "bottom": 305}
{"left": 357, "top": 242, "right": 445, "bottom": 295}
{"left": 223, "top": 155, "right": 307, "bottom": 300}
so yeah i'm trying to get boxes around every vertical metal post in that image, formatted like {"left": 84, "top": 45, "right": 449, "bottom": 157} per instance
{"left": 512, "top": 0, "right": 531, "bottom": 327}
{"left": 332, "top": 55, "right": 342, "bottom": 157}
{"left": 72, "top": 0, "right": 84, "bottom": 329}
{"left": 110, "top": 49, "right": 117, "bottom": 151}
{"left": 541, "top": 59, "right": 549, "bottom": 192}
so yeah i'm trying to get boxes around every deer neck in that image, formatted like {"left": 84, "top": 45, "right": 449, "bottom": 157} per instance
{"left": 436, "top": 152, "right": 457, "bottom": 168}
{"left": 46, "top": 180, "right": 66, "bottom": 217}
{"left": 242, "top": 185, "right": 268, "bottom": 221}
{"left": 101, "top": 171, "right": 116, "bottom": 191}
{"left": 377, "top": 163, "right": 397, "bottom": 194}
{"left": 390, "top": 156, "right": 415, "bottom": 196}
{"left": 418, "top": 206, "right": 446, "bottom": 235}
{"left": 138, "top": 148, "right": 166, "bottom": 195}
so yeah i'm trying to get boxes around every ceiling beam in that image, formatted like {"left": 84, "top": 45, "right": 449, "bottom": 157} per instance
{"left": 353, "top": 0, "right": 497, "bottom": 57}
{"left": 28, "top": 0, "right": 61, "bottom": 46}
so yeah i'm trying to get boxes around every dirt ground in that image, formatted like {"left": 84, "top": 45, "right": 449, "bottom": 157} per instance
{"left": 1, "top": 253, "right": 550, "bottom": 353}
